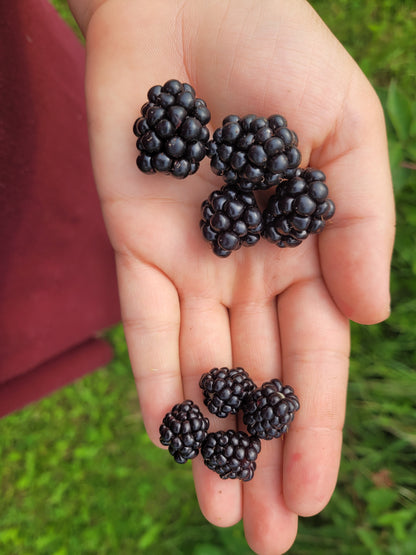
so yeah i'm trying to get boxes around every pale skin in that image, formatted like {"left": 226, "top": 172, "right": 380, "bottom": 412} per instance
{"left": 68, "top": 1, "right": 395, "bottom": 553}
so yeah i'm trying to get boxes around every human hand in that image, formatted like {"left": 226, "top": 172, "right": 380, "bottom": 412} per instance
{"left": 69, "top": 0, "right": 395, "bottom": 552}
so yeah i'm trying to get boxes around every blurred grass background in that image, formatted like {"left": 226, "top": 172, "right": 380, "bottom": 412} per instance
{"left": 1, "top": 1, "right": 415, "bottom": 553}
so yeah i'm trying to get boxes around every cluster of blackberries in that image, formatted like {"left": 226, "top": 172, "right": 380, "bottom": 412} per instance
{"left": 201, "top": 115, "right": 335, "bottom": 256}
{"left": 159, "top": 367, "right": 299, "bottom": 482}
{"left": 133, "top": 79, "right": 211, "bottom": 179}
{"left": 133, "top": 80, "right": 335, "bottom": 258}
{"left": 262, "top": 168, "right": 336, "bottom": 248}
{"left": 200, "top": 186, "right": 263, "bottom": 257}
{"left": 206, "top": 114, "right": 301, "bottom": 190}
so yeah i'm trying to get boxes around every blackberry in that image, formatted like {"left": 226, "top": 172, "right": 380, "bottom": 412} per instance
{"left": 199, "top": 367, "right": 256, "bottom": 418}
{"left": 159, "top": 400, "right": 210, "bottom": 463}
{"left": 262, "top": 168, "right": 336, "bottom": 247}
{"left": 206, "top": 114, "right": 301, "bottom": 191}
{"left": 201, "top": 430, "right": 261, "bottom": 481}
{"left": 133, "top": 79, "right": 211, "bottom": 179}
{"left": 242, "top": 378, "right": 300, "bottom": 440}
{"left": 200, "top": 185, "right": 263, "bottom": 257}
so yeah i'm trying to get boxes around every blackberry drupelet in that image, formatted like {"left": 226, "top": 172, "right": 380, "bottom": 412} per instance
{"left": 159, "top": 400, "right": 210, "bottom": 463}
{"left": 199, "top": 367, "right": 256, "bottom": 418}
{"left": 201, "top": 430, "right": 261, "bottom": 481}
{"left": 200, "top": 185, "right": 263, "bottom": 257}
{"left": 133, "top": 79, "right": 211, "bottom": 179}
{"left": 206, "top": 114, "right": 301, "bottom": 191}
{"left": 262, "top": 167, "right": 336, "bottom": 247}
{"left": 242, "top": 378, "right": 300, "bottom": 440}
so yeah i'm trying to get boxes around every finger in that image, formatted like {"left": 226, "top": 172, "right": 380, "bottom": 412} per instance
{"left": 85, "top": 2, "right": 193, "bottom": 201}
{"left": 116, "top": 253, "right": 182, "bottom": 444}
{"left": 278, "top": 276, "right": 350, "bottom": 517}
{"left": 179, "top": 294, "right": 240, "bottom": 527}
{"left": 316, "top": 81, "right": 395, "bottom": 325}
{"left": 230, "top": 298, "right": 298, "bottom": 555}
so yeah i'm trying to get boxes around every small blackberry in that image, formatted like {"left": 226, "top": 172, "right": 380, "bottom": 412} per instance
{"left": 201, "top": 430, "right": 261, "bottom": 481}
{"left": 206, "top": 114, "right": 301, "bottom": 191}
{"left": 200, "top": 185, "right": 263, "bottom": 257}
{"left": 262, "top": 168, "right": 336, "bottom": 247}
{"left": 199, "top": 367, "right": 256, "bottom": 418}
{"left": 133, "top": 79, "right": 211, "bottom": 179}
{"left": 242, "top": 378, "right": 300, "bottom": 440}
{"left": 159, "top": 400, "right": 210, "bottom": 463}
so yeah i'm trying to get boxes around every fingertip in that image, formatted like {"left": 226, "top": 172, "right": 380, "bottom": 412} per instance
{"left": 141, "top": 406, "right": 166, "bottom": 449}
{"left": 242, "top": 441, "right": 298, "bottom": 555}
{"left": 246, "top": 531, "right": 297, "bottom": 555}
{"left": 283, "top": 429, "right": 342, "bottom": 518}
{"left": 144, "top": 423, "right": 162, "bottom": 449}
{"left": 192, "top": 459, "right": 243, "bottom": 527}
{"left": 320, "top": 222, "right": 393, "bottom": 325}
{"left": 244, "top": 506, "right": 298, "bottom": 555}
{"left": 335, "top": 293, "right": 391, "bottom": 326}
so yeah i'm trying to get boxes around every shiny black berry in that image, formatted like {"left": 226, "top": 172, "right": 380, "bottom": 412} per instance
{"left": 133, "top": 79, "right": 211, "bottom": 179}
{"left": 199, "top": 367, "right": 256, "bottom": 418}
{"left": 201, "top": 430, "right": 261, "bottom": 481}
{"left": 207, "top": 114, "right": 301, "bottom": 191}
{"left": 200, "top": 185, "right": 263, "bottom": 257}
{"left": 242, "top": 379, "right": 300, "bottom": 440}
{"left": 159, "top": 400, "right": 210, "bottom": 463}
{"left": 262, "top": 168, "right": 336, "bottom": 247}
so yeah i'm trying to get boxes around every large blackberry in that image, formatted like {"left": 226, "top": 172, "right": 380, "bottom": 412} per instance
{"left": 262, "top": 168, "right": 336, "bottom": 247}
{"left": 200, "top": 185, "right": 263, "bottom": 257}
{"left": 159, "top": 400, "right": 210, "bottom": 463}
{"left": 206, "top": 114, "right": 301, "bottom": 191}
{"left": 242, "top": 379, "right": 300, "bottom": 440}
{"left": 201, "top": 430, "right": 261, "bottom": 481}
{"left": 133, "top": 79, "right": 211, "bottom": 179}
{"left": 199, "top": 367, "right": 256, "bottom": 418}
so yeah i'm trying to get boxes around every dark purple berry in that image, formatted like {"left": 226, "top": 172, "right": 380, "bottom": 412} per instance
{"left": 262, "top": 168, "right": 335, "bottom": 247}
{"left": 201, "top": 430, "right": 261, "bottom": 481}
{"left": 152, "top": 152, "right": 172, "bottom": 173}
{"left": 242, "top": 379, "right": 300, "bottom": 440}
{"left": 134, "top": 80, "right": 211, "bottom": 178}
{"left": 176, "top": 90, "right": 195, "bottom": 110}
{"left": 268, "top": 114, "right": 287, "bottom": 131}
{"left": 250, "top": 117, "right": 268, "bottom": 132}
{"left": 167, "top": 105, "right": 188, "bottom": 129}
{"left": 165, "top": 136, "right": 186, "bottom": 159}
{"left": 162, "top": 79, "right": 182, "bottom": 95}
{"left": 141, "top": 130, "right": 162, "bottom": 153}
{"left": 199, "top": 367, "right": 256, "bottom": 418}
{"left": 200, "top": 185, "right": 263, "bottom": 257}
{"left": 136, "top": 153, "right": 155, "bottom": 174}
{"left": 147, "top": 84, "right": 163, "bottom": 102}
{"left": 222, "top": 121, "right": 243, "bottom": 144}
{"left": 171, "top": 159, "right": 191, "bottom": 178}
{"left": 186, "top": 141, "right": 206, "bottom": 163}
{"left": 180, "top": 117, "right": 202, "bottom": 140}
{"left": 159, "top": 400, "right": 210, "bottom": 464}
{"left": 206, "top": 114, "right": 301, "bottom": 191}
{"left": 155, "top": 118, "right": 175, "bottom": 139}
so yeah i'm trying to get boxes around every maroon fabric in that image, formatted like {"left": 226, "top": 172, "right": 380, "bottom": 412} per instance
{"left": 0, "top": 339, "right": 114, "bottom": 418}
{"left": 0, "top": 1, "right": 121, "bottom": 415}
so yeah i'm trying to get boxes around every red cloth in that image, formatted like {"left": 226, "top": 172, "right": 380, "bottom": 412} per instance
{"left": 0, "top": 1, "right": 121, "bottom": 416}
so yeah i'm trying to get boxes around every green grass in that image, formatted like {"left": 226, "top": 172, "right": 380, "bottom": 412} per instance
{"left": 1, "top": 1, "right": 415, "bottom": 553}
{"left": 311, "top": 0, "right": 416, "bottom": 91}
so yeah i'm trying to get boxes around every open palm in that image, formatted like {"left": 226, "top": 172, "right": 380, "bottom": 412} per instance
{"left": 76, "top": 0, "right": 395, "bottom": 552}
